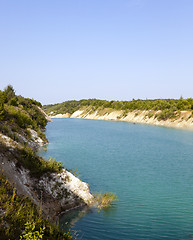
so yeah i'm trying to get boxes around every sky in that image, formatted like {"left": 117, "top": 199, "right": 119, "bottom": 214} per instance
{"left": 0, "top": 0, "right": 193, "bottom": 105}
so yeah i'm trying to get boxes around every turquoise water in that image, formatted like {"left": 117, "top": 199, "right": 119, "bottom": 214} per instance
{"left": 43, "top": 118, "right": 193, "bottom": 240}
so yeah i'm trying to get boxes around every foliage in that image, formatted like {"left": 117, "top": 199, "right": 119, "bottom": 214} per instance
{"left": 0, "top": 90, "right": 7, "bottom": 104}
{"left": 4, "top": 85, "right": 15, "bottom": 102}
{"left": 0, "top": 172, "right": 72, "bottom": 240}
{"left": 67, "top": 168, "right": 79, "bottom": 176}
{"left": 6, "top": 105, "right": 33, "bottom": 128}
{"left": 19, "top": 147, "right": 63, "bottom": 177}
{"left": 0, "top": 85, "right": 47, "bottom": 144}
{"left": 0, "top": 86, "right": 72, "bottom": 239}
{"left": 146, "top": 111, "right": 154, "bottom": 119}
{"left": 0, "top": 102, "right": 5, "bottom": 120}
{"left": 94, "top": 192, "right": 118, "bottom": 209}
{"left": 156, "top": 109, "right": 177, "bottom": 121}
{"left": 43, "top": 98, "right": 193, "bottom": 119}
{"left": 19, "top": 221, "right": 45, "bottom": 240}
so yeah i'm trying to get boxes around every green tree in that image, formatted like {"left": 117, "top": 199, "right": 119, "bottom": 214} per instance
{"left": 4, "top": 84, "right": 15, "bottom": 102}
{"left": 0, "top": 90, "right": 6, "bottom": 104}
{"left": 0, "top": 102, "right": 5, "bottom": 120}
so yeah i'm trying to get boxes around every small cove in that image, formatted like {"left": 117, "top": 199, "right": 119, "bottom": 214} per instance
{"left": 43, "top": 118, "right": 193, "bottom": 240}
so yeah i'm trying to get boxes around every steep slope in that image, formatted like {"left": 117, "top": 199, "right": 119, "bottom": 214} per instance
{"left": 68, "top": 108, "right": 193, "bottom": 129}
{"left": 0, "top": 86, "right": 93, "bottom": 240}
{"left": 44, "top": 99, "right": 193, "bottom": 129}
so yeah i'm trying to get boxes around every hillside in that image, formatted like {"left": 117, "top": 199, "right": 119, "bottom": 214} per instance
{"left": 0, "top": 86, "right": 93, "bottom": 240}
{"left": 43, "top": 98, "right": 193, "bottom": 129}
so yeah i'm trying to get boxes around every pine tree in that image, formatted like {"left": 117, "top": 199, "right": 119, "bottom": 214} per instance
{"left": 0, "top": 103, "right": 5, "bottom": 120}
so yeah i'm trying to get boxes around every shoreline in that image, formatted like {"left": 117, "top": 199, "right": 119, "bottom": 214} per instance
{"left": 50, "top": 109, "right": 193, "bottom": 131}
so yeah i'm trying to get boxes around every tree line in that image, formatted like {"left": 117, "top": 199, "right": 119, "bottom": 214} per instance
{"left": 43, "top": 97, "right": 193, "bottom": 115}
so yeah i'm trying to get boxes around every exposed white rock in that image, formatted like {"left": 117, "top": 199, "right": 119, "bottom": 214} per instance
{"left": 0, "top": 144, "right": 94, "bottom": 217}
{"left": 0, "top": 132, "right": 21, "bottom": 148}
{"left": 37, "top": 106, "right": 52, "bottom": 122}
{"left": 63, "top": 171, "right": 93, "bottom": 204}
{"left": 39, "top": 169, "right": 94, "bottom": 207}
{"left": 28, "top": 129, "right": 44, "bottom": 146}
{"left": 70, "top": 110, "right": 84, "bottom": 118}
{"left": 51, "top": 113, "right": 70, "bottom": 118}
{"left": 67, "top": 109, "right": 193, "bottom": 130}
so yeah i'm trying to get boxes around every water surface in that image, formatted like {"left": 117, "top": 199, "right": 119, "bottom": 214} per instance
{"left": 43, "top": 118, "right": 193, "bottom": 240}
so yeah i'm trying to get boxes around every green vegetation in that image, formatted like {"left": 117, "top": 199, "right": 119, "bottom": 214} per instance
{"left": 14, "top": 145, "right": 63, "bottom": 178}
{"left": 0, "top": 102, "right": 5, "bottom": 120}
{"left": 94, "top": 192, "right": 118, "bottom": 209}
{"left": 0, "top": 85, "right": 64, "bottom": 176}
{"left": 0, "top": 85, "right": 71, "bottom": 239}
{"left": 43, "top": 97, "right": 193, "bottom": 121}
{"left": 0, "top": 85, "right": 47, "bottom": 141}
{"left": 0, "top": 172, "right": 72, "bottom": 240}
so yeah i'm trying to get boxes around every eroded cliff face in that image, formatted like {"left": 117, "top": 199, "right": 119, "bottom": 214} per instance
{"left": 0, "top": 130, "right": 94, "bottom": 220}
{"left": 51, "top": 108, "right": 193, "bottom": 130}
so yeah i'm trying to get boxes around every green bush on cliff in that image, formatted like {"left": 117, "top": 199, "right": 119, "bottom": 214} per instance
{"left": 156, "top": 109, "right": 179, "bottom": 121}
{"left": 6, "top": 105, "right": 33, "bottom": 128}
{"left": 0, "top": 102, "right": 5, "bottom": 121}
{"left": 19, "top": 146, "right": 63, "bottom": 177}
{"left": 0, "top": 85, "right": 48, "bottom": 144}
{"left": 4, "top": 85, "right": 16, "bottom": 103}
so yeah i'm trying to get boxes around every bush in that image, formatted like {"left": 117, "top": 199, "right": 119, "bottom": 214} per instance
{"left": 4, "top": 85, "right": 15, "bottom": 102}
{"left": 19, "top": 147, "right": 63, "bottom": 177}
{"left": 19, "top": 221, "right": 45, "bottom": 240}
{"left": 146, "top": 111, "right": 154, "bottom": 119}
{"left": 0, "top": 172, "right": 72, "bottom": 240}
{"left": 6, "top": 105, "right": 32, "bottom": 128}
{"left": 0, "top": 103, "right": 5, "bottom": 120}
{"left": 9, "top": 96, "right": 18, "bottom": 106}
{"left": 156, "top": 109, "right": 177, "bottom": 121}
{"left": 94, "top": 192, "right": 118, "bottom": 209}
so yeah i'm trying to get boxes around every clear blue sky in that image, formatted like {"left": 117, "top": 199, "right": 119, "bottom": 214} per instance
{"left": 0, "top": 0, "right": 193, "bottom": 105}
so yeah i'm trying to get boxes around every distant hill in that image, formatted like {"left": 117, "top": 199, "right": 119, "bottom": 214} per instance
{"left": 43, "top": 97, "right": 193, "bottom": 122}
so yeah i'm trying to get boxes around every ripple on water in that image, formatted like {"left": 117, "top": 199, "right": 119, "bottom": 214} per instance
{"left": 43, "top": 119, "right": 193, "bottom": 240}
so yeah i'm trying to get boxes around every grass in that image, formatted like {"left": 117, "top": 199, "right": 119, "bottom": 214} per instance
{"left": 94, "top": 192, "right": 118, "bottom": 209}
{"left": 0, "top": 171, "right": 72, "bottom": 240}
{"left": 0, "top": 143, "right": 63, "bottom": 178}
{"left": 19, "top": 147, "right": 64, "bottom": 177}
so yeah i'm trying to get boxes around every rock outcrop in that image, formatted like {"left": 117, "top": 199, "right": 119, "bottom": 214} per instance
{"left": 0, "top": 130, "right": 94, "bottom": 220}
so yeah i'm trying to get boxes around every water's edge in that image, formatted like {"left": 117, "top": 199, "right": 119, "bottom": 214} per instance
{"left": 50, "top": 109, "right": 193, "bottom": 130}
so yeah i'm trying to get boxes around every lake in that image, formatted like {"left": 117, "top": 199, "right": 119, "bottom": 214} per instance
{"left": 43, "top": 118, "right": 193, "bottom": 240}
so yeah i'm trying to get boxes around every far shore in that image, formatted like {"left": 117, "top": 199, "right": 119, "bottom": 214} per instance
{"left": 49, "top": 110, "right": 193, "bottom": 131}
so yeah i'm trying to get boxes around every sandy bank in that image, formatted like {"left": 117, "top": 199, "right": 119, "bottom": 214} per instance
{"left": 51, "top": 113, "right": 71, "bottom": 118}
{"left": 51, "top": 109, "right": 193, "bottom": 130}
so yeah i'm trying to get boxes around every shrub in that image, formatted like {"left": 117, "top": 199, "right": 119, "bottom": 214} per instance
{"left": 156, "top": 109, "right": 176, "bottom": 121}
{"left": 6, "top": 105, "right": 32, "bottom": 128}
{"left": 9, "top": 96, "right": 18, "bottom": 106}
{"left": 146, "top": 111, "right": 154, "bottom": 119}
{"left": 4, "top": 85, "right": 15, "bottom": 102}
{"left": 94, "top": 192, "right": 118, "bottom": 209}
{"left": 18, "top": 147, "right": 63, "bottom": 177}
{"left": 19, "top": 221, "right": 45, "bottom": 240}
{"left": 0, "top": 172, "right": 72, "bottom": 240}
{"left": 0, "top": 103, "right": 5, "bottom": 120}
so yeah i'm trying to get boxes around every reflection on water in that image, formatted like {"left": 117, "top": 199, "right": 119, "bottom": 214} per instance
{"left": 60, "top": 204, "right": 118, "bottom": 239}
{"left": 44, "top": 119, "right": 193, "bottom": 240}
{"left": 59, "top": 206, "right": 93, "bottom": 238}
